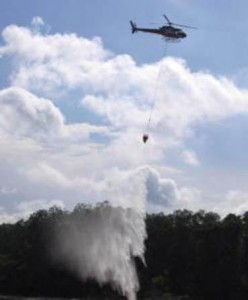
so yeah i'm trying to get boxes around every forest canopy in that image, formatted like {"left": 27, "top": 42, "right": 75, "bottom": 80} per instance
{"left": 0, "top": 204, "right": 248, "bottom": 300}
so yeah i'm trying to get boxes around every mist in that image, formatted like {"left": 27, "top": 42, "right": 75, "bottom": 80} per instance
{"left": 52, "top": 202, "right": 146, "bottom": 300}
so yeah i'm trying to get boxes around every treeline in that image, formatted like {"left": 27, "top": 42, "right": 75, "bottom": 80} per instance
{"left": 1, "top": 205, "right": 248, "bottom": 300}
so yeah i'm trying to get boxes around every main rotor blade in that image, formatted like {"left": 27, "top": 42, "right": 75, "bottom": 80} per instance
{"left": 163, "top": 14, "right": 171, "bottom": 25}
{"left": 172, "top": 23, "right": 197, "bottom": 29}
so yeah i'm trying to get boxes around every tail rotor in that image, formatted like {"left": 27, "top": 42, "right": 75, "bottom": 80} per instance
{"left": 130, "top": 21, "right": 137, "bottom": 34}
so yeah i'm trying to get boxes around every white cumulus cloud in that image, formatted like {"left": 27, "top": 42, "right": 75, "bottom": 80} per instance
{"left": 0, "top": 19, "right": 248, "bottom": 220}
{"left": 182, "top": 149, "right": 200, "bottom": 166}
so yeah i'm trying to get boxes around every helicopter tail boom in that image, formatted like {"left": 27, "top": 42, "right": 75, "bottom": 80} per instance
{"left": 130, "top": 21, "right": 137, "bottom": 33}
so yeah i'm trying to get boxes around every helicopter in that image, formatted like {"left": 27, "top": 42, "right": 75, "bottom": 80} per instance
{"left": 130, "top": 13, "right": 196, "bottom": 41}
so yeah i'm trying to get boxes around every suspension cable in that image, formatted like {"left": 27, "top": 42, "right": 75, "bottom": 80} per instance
{"left": 145, "top": 42, "right": 169, "bottom": 134}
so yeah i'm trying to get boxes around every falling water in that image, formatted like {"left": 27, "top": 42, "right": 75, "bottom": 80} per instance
{"left": 52, "top": 202, "right": 146, "bottom": 300}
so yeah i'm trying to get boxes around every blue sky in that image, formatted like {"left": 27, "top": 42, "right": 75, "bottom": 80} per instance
{"left": 1, "top": 0, "right": 248, "bottom": 222}
{"left": 1, "top": 0, "right": 248, "bottom": 74}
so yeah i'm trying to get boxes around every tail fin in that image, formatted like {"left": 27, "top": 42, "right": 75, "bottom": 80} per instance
{"left": 130, "top": 21, "right": 137, "bottom": 34}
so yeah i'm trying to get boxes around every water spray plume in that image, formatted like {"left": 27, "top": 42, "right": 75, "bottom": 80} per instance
{"left": 52, "top": 202, "right": 146, "bottom": 300}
